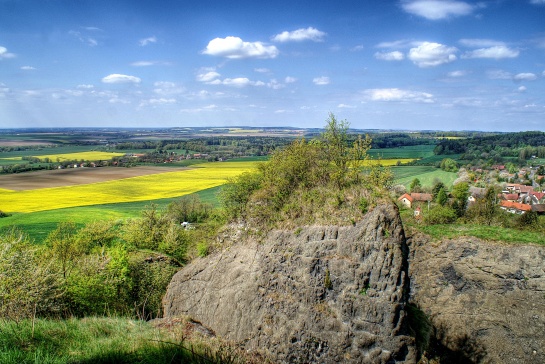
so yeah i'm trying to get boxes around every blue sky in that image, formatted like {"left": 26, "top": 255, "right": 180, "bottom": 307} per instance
{"left": 1, "top": 0, "right": 544, "bottom": 131}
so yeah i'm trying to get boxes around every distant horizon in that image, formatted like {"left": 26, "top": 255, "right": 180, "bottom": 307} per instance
{"left": 1, "top": 125, "right": 542, "bottom": 134}
{"left": 2, "top": 0, "right": 545, "bottom": 131}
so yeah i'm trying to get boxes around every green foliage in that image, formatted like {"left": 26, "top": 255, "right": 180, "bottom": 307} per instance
{"left": 410, "top": 178, "right": 422, "bottom": 193}
{"left": 0, "top": 316, "right": 251, "bottom": 364}
{"left": 440, "top": 158, "right": 459, "bottom": 172}
{"left": 128, "top": 252, "right": 180, "bottom": 319}
{"left": 436, "top": 188, "right": 448, "bottom": 206}
{"left": 196, "top": 241, "right": 209, "bottom": 257}
{"left": 122, "top": 204, "right": 188, "bottom": 262}
{"left": 466, "top": 186, "right": 499, "bottom": 226}
{"left": 450, "top": 182, "right": 469, "bottom": 217}
{"left": 424, "top": 205, "right": 457, "bottom": 225}
{"left": 46, "top": 222, "right": 80, "bottom": 279}
{"left": 166, "top": 195, "right": 213, "bottom": 223}
{"left": 359, "top": 197, "right": 369, "bottom": 214}
{"left": 516, "top": 211, "right": 538, "bottom": 229}
{"left": 219, "top": 171, "right": 263, "bottom": 219}
{"left": 432, "top": 181, "right": 446, "bottom": 199}
{"left": 324, "top": 269, "right": 332, "bottom": 290}
{"left": 0, "top": 229, "right": 64, "bottom": 320}
{"left": 74, "top": 219, "right": 119, "bottom": 254}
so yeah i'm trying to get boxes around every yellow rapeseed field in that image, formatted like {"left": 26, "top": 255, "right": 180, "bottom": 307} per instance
{"left": 362, "top": 158, "right": 416, "bottom": 166}
{"left": 0, "top": 161, "right": 258, "bottom": 213}
{"left": 33, "top": 151, "right": 126, "bottom": 162}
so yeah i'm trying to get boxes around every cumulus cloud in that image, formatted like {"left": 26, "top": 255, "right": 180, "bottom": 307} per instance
{"left": 196, "top": 71, "right": 221, "bottom": 83}
{"left": 101, "top": 74, "right": 141, "bottom": 84}
{"left": 203, "top": 36, "right": 279, "bottom": 59}
{"left": 271, "top": 27, "right": 326, "bottom": 42}
{"left": 462, "top": 46, "right": 519, "bottom": 59}
{"left": 518, "top": 86, "right": 527, "bottom": 92}
{"left": 139, "top": 36, "right": 157, "bottom": 46}
{"left": 148, "top": 98, "right": 176, "bottom": 105}
{"left": 20, "top": 66, "right": 36, "bottom": 70}
{"left": 374, "top": 51, "right": 404, "bottom": 61}
{"left": 376, "top": 39, "right": 417, "bottom": 49}
{"left": 365, "top": 88, "right": 434, "bottom": 103}
{"left": 0, "top": 46, "right": 16, "bottom": 59}
{"left": 338, "top": 103, "right": 356, "bottom": 108}
{"left": 77, "top": 84, "right": 94, "bottom": 89}
{"left": 408, "top": 42, "right": 457, "bottom": 67}
{"left": 254, "top": 68, "right": 270, "bottom": 73}
{"left": 313, "top": 76, "right": 330, "bottom": 85}
{"left": 401, "top": 0, "right": 475, "bottom": 20}
{"left": 513, "top": 73, "right": 537, "bottom": 81}
{"left": 285, "top": 76, "right": 297, "bottom": 83}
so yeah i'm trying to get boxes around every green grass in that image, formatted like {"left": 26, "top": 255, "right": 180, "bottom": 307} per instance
{"left": 392, "top": 166, "right": 458, "bottom": 188}
{"left": 0, "top": 186, "right": 223, "bottom": 243}
{"left": 419, "top": 223, "right": 545, "bottom": 245}
{"left": 413, "top": 153, "right": 461, "bottom": 165}
{"left": 369, "top": 145, "right": 435, "bottom": 159}
{"left": 0, "top": 316, "right": 246, "bottom": 364}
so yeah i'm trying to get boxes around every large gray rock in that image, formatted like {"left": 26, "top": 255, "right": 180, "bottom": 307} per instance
{"left": 163, "top": 204, "right": 416, "bottom": 363}
{"left": 409, "top": 235, "right": 545, "bottom": 363}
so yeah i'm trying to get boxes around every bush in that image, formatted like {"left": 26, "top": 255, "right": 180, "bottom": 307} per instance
{"left": 424, "top": 205, "right": 457, "bottom": 225}
{"left": 166, "top": 195, "right": 213, "bottom": 224}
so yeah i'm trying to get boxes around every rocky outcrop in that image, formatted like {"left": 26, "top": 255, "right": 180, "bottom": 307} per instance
{"left": 163, "top": 203, "right": 545, "bottom": 363}
{"left": 163, "top": 204, "right": 416, "bottom": 363}
{"left": 409, "top": 235, "right": 545, "bottom": 363}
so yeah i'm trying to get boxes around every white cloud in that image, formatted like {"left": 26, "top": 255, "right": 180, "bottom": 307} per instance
{"left": 101, "top": 74, "right": 141, "bottom": 84}
{"left": 254, "top": 68, "right": 270, "bottom": 73}
{"left": 458, "top": 39, "right": 505, "bottom": 47}
{"left": 0, "top": 46, "right": 16, "bottom": 59}
{"left": 487, "top": 70, "right": 512, "bottom": 80}
{"left": 130, "top": 61, "right": 171, "bottom": 67}
{"left": 203, "top": 36, "right": 279, "bottom": 59}
{"left": 210, "top": 77, "right": 265, "bottom": 87}
{"left": 518, "top": 86, "right": 527, "bottom": 92}
{"left": 530, "top": 0, "right": 545, "bottom": 5}
{"left": 285, "top": 76, "right": 297, "bottom": 83}
{"left": 77, "top": 84, "right": 94, "bottom": 89}
{"left": 401, "top": 0, "right": 475, "bottom": 20}
{"left": 196, "top": 71, "right": 221, "bottom": 83}
{"left": 351, "top": 45, "right": 364, "bottom": 52}
{"left": 408, "top": 42, "right": 457, "bottom": 67}
{"left": 365, "top": 88, "right": 434, "bottom": 103}
{"left": 513, "top": 73, "right": 537, "bottom": 81}
{"left": 313, "top": 76, "right": 330, "bottom": 85}
{"left": 272, "top": 27, "right": 326, "bottom": 42}
{"left": 20, "top": 66, "right": 36, "bottom": 70}
{"left": 374, "top": 51, "right": 404, "bottom": 61}
{"left": 376, "top": 39, "right": 417, "bottom": 49}
{"left": 148, "top": 98, "right": 176, "bottom": 105}
{"left": 153, "top": 81, "right": 185, "bottom": 95}
{"left": 448, "top": 70, "right": 467, "bottom": 77}
{"left": 139, "top": 36, "right": 157, "bottom": 46}
{"left": 462, "top": 46, "right": 519, "bottom": 59}
{"left": 267, "top": 79, "right": 284, "bottom": 90}
{"left": 69, "top": 30, "right": 98, "bottom": 47}
{"left": 338, "top": 103, "right": 356, "bottom": 108}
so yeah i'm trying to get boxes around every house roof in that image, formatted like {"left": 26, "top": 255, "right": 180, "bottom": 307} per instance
{"left": 397, "top": 193, "right": 413, "bottom": 202}
{"left": 531, "top": 204, "right": 545, "bottom": 213}
{"left": 531, "top": 192, "right": 545, "bottom": 200}
{"left": 410, "top": 193, "right": 433, "bottom": 202}
{"left": 502, "top": 193, "right": 519, "bottom": 201}
{"left": 469, "top": 186, "right": 486, "bottom": 198}
{"left": 500, "top": 200, "right": 532, "bottom": 212}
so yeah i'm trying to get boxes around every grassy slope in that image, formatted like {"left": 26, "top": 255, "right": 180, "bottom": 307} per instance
{"left": 0, "top": 317, "right": 245, "bottom": 364}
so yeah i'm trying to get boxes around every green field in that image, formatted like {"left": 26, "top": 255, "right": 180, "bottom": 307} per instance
{"left": 369, "top": 145, "right": 435, "bottom": 159}
{"left": 392, "top": 166, "right": 458, "bottom": 188}
{"left": 0, "top": 186, "right": 223, "bottom": 243}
